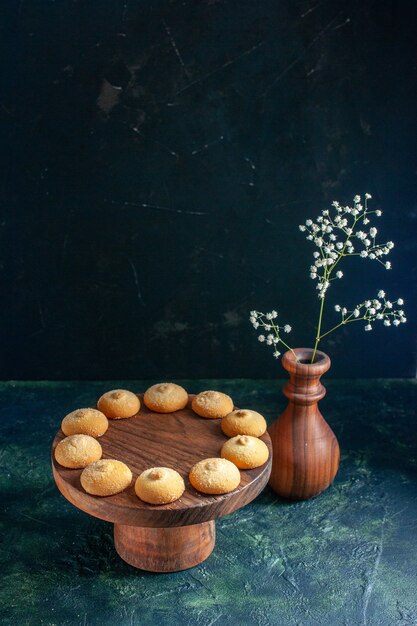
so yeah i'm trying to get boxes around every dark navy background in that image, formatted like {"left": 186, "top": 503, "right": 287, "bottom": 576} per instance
{"left": 2, "top": 0, "right": 416, "bottom": 379}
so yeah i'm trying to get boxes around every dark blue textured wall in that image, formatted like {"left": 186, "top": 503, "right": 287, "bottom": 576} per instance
{"left": 2, "top": 0, "right": 416, "bottom": 379}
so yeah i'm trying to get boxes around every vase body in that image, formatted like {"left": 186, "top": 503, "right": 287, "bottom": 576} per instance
{"left": 268, "top": 348, "right": 340, "bottom": 500}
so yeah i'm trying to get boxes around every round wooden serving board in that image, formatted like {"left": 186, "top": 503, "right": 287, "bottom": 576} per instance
{"left": 52, "top": 394, "right": 271, "bottom": 572}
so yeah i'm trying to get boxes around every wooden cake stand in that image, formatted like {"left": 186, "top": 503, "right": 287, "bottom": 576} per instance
{"left": 51, "top": 395, "right": 272, "bottom": 572}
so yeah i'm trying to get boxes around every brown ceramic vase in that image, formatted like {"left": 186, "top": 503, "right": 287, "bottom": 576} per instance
{"left": 268, "top": 348, "right": 340, "bottom": 500}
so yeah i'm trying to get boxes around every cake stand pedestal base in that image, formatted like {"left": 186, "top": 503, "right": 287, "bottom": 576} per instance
{"left": 114, "top": 520, "right": 216, "bottom": 572}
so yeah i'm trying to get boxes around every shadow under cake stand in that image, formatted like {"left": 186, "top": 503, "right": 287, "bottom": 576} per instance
{"left": 51, "top": 395, "right": 272, "bottom": 572}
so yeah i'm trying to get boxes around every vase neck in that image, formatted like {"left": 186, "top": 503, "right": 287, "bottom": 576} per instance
{"left": 281, "top": 348, "right": 330, "bottom": 407}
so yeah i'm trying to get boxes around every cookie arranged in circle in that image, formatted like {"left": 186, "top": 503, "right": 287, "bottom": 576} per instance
{"left": 189, "top": 458, "right": 241, "bottom": 494}
{"left": 80, "top": 459, "right": 132, "bottom": 496}
{"left": 97, "top": 389, "right": 140, "bottom": 419}
{"left": 221, "top": 409, "right": 267, "bottom": 438}
{"left": 61, "top": 408, "right": 109, "bottom": 438}
{"left": 135, "top": 467, "right": 185, "bottom": 505}
{"left": 54, "top": 434, "right": 102, "bottom": 469}
{"left": 192, "top": 391, "right": 234, "bottom": 419}
{"left": 144, "top": 383, "right": 188, "bottom": 413}
{"left": 221, "top": 435, "right": 269, "bottom": 469}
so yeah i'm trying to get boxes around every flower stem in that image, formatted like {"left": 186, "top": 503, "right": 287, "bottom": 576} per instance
{"left": 311, "top": 293, "right": 325, "bottom": 363}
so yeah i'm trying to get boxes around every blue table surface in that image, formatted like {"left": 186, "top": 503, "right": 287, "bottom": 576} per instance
{"left": 1, "top": 379, "right": 417, "bottom": 626}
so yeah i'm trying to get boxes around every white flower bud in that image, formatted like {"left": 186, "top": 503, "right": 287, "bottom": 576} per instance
{"left": 258, "top": 335, "right": 265, "bottom": 342}
{"left": 364, "top": 324, "right": 372, "bottom": 331}
{"left": 336, "top": 271, "right": 343, "bottom": 279}
{"left": 284, "top": 325, "right": 292, "bottom": 333}
{"left": 397, "top": 298, "right": 404, "bottom": 305}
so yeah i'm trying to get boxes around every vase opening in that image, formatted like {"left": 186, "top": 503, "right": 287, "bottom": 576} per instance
{"left": 299, "top": 354, "right": 326, "bottom": 365}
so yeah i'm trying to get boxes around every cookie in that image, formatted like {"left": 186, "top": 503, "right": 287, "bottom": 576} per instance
{"left": 189, "top": 458, "right": 241, "bottom": 494}
{"left": 80, "top": 459, "right": 132, "bottom": 496}
{"left": 143, "top": 383, "right": 188, "bottom": 413}
{"left": 61, "top": 408, "right": 109, "bottom": 438}
{"left": 135, "top": 467, "right": 185, "bottom": 505}
{"left": 221, "top": 435, "right": 269, "bottom": 469}
{"left": 97, "top": 389, "right": 140, "bottom": 419}
{"left": 221, "top": 409, "right": 267, "bottom": 438}
{"left": 54, "top": 434, "right": 102, "bottom": 469}
{"left": 192, "top": 391, "right": 234, "bottom": 419}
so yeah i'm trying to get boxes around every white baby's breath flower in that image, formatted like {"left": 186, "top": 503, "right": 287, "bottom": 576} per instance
{"left": 251, "top": 194, "right": 406, "bottom": 363}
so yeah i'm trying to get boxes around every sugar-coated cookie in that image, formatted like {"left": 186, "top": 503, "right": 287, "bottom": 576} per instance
{"left": 54, "top": 434, "right": 102, "bottom": 469}
{"left": 192, "top": 391, "right": 234, "bottom": 419}
{"left": 80, "top": 459, "right": 132, "bottom": 496}
{"left": 61, "top": 408, "right": 109, "bottom": 438}
{"left": 143, "top": 383, "right": 188, "bottom": 413}
{"left": 189, "top": 457, "right": 241, "bottom": 494}
{"left": 221, "top": 435, "right": 269, "bottom": 469}
{"left": 135, "top": 467, "right": 185, "bottom": 505}
{"left": 221, "top": 409, "right": 267, "bottom": 438}
{"left": 97, "top": 389, "right": 140, "bottom": 419}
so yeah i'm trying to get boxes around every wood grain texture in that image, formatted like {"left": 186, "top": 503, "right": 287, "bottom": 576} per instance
{"left": 114, "top": 521, "right": 215, "bottom": 572}
{"left": 52, "top": 394, "right": 272, "bottom": 528}
{"left": 268, "top": 349, "right": 340, "bottom": 500}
